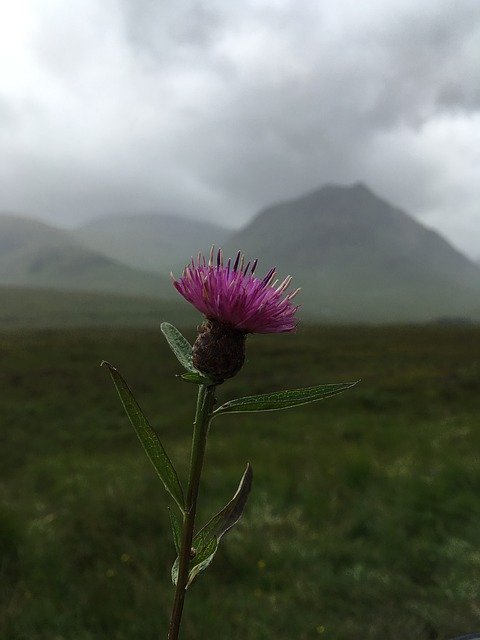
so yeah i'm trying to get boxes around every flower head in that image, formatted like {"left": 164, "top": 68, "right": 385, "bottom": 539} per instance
{"left": 173, "top": 248, "right": 299, "bottom": 334}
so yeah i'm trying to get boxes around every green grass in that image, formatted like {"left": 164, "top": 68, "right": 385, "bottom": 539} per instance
{"left": 0, "top": 286, "right": 196, "bottom": 329}
{"left": 1, "top": 324, "right": 480, "bottom": 639}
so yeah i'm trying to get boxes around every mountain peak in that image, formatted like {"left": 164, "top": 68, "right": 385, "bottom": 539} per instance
{"left": 351, "top": 180, "right": 371, "bottom": 191}
{"left": 227, "top": 182, "right": 480, "bottom": 321}
{"left": 286, "top": 182, "right": 386, "bottom": 216}
{"left": 320, "top": 181, "right": 371, "bottom": 194}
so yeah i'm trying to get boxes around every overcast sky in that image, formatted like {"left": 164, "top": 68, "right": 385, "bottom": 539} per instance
{"left": 1, "top": 0, "right": 480, "bottom": 257}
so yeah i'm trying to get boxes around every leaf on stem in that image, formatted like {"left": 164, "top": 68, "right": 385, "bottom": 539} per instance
{"left": 161, "top": 322, "right": 214, "bottom": 385}
{"left": 102, "top": 361, "right": 185, "bottom": 513}
{"left": 160, "top": 322, "right": 196, "bottom": 372}
{"left": 168, "top": 508, "right": 182, "bottom": 555}
{"left": 171, "top": 464, "right": 253, "bottom": 587}
{"left": 213, "top": 381, "right": 358, "bottom": 416}
{"left": 180, "top": 371, "right": 214, "bottom": 385}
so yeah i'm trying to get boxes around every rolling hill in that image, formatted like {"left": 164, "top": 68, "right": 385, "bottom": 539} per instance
{"left": 74, "top": 213, "right": 231, "bottom": 274}
{"left": 0, "top": 214, "right": 173, "bottom": 299}
{"left": 2, "top": 185, "right": 479, "bottom": 325}
{"left": 227, "top": 183, "right": 480, "bottom": 322}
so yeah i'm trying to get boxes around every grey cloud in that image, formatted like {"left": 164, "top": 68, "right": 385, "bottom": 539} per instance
{"left": 0, "top": 95, "right": 17, "bottom": 126}
{"left": 121, "top": 0, "right": 222, "bottom": 53}
{"left": 1, "top": 0, "right": 480, "bottom": 256}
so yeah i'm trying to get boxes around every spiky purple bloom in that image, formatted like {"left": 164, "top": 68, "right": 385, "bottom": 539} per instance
{"left": 173, "top": 248, "right": 299, "bottom": 334}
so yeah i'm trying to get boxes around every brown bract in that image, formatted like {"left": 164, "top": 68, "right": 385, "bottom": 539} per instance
{"left": 192, "top": 319, "right": 247, "bottom": 383}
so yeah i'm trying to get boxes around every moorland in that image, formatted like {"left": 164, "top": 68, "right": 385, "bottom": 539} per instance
{"left": 2, "top": 323, "right": 480, "bottom": 639}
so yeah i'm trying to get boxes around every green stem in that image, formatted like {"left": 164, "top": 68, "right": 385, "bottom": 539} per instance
{"left": 167, "top": 384, "right": 216, "bottom": 640}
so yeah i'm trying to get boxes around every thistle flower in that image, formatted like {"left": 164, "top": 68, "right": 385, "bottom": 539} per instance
{"left": 173, "top": 248, "right": 299, "bottom": 334}
{"left": 173, "top": 248, "right": 300, "bottom": 381}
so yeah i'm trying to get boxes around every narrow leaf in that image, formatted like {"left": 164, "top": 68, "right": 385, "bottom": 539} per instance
{"left": 180, "top": 371, "right": 214, "bottom": 385}
{"left": 161, "top": 323, "right": 214, "bottom": 385}
{"left": 171, "top": 464, "right": 253, "bottom": 587}
{"left": 160, "top": 323, "right": 196, "bottom": 373}
{"left": 188, "top": 463, "right": 253, "bottom": 586}
{"left": 196, "top": 463, "right": 253, "bottom": 542}
{"left": 102, "top": 361, "right": 185, "bottom": 512}
{"left": 171, "top": 556, "right": 179, "bottom": 586}
{"left": 187, "top": 538, "right": 218, "bottom": 586}
{"left": 213, "top": 381, "right": 358, "bottom": 416}
{"left": 168, "top": 508, "right": 182, "bottom": 555}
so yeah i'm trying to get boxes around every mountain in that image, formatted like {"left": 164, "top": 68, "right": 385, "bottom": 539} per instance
{"left": 0, "top": 214, "right": 173, "bottom": 298}
{"left": 227, "top": 183, "right": 480, "bottom": 322}
{"left": 74, "top": 213, "right": 231, "bottom": 274}
{"left": 3, "top": 187, "right": 479, "bottom": 325}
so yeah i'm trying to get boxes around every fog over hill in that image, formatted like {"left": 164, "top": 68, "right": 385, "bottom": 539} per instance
{"left": 2, "top": 183, "right": 479, "bottom": 324}
{"left": 0, "top": 213, "right": 173, "bottom": 299}
{"left": 74, "top": 213, "right": 230, "bottom": 274}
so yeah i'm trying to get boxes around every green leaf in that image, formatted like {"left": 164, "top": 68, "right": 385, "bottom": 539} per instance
{"left": 168, "top": 508, "right": 182, "bottom": 555}
{"left": 180, "top": 371, "right": 214, "bottom": 385}
{"left": 186, "top": 538, "right": 217, "bottom": 586}
{"left": 102, "top": 361, "right": 185, "bottom": 513}
{"left": 213, "top": 381, "right": 358, "bottom": 416}
{"left": 160, "top": 323, "right": 197, "bottom": 373}
{"left": 195, "top": 463, "right": 253, "bottom": 542}
{"left": 171, "top": 555, "right": 179, "bottom": 586}
{"left": 172, "top": 464, "right": 253, "bottom": 587}
{"left": 161, "top": 322, "right": 214, "bottom": 385}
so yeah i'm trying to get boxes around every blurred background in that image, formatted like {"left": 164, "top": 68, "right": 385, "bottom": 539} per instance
{"left": 1, "top": 1, "right": 480, "bottom": 639}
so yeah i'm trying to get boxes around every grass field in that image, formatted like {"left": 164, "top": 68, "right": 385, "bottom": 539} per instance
{"left": 1, "top": 324, "right": 480, "bottom": 640}
{"left": 0, "top": 286, "right": 196, "bottom": 329}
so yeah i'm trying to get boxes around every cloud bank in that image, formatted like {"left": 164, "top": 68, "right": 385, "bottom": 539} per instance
{"left": 1, "top": 0, "right": 479, "bottom": 256}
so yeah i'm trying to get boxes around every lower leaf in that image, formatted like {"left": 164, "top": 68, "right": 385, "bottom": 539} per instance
{"left": 171, "top": 464, "right": 253, "bottom": 587}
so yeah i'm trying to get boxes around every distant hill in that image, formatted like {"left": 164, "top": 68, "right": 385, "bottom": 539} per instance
{"left": 227, "top": 183, "right": 480, "bottom": 322}
{"left": 0, "top": 214, "right": 173, "bottom": 298}
{"left": 3, "top": 187, "right": 480, "bottom": 325}
{"left": 74, "top": 213, "right": 231, "bottom": 274}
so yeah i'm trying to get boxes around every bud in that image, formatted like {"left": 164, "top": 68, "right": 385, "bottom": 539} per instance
{"left": 192, "top": 319, "right": 246, "bottom": 383}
